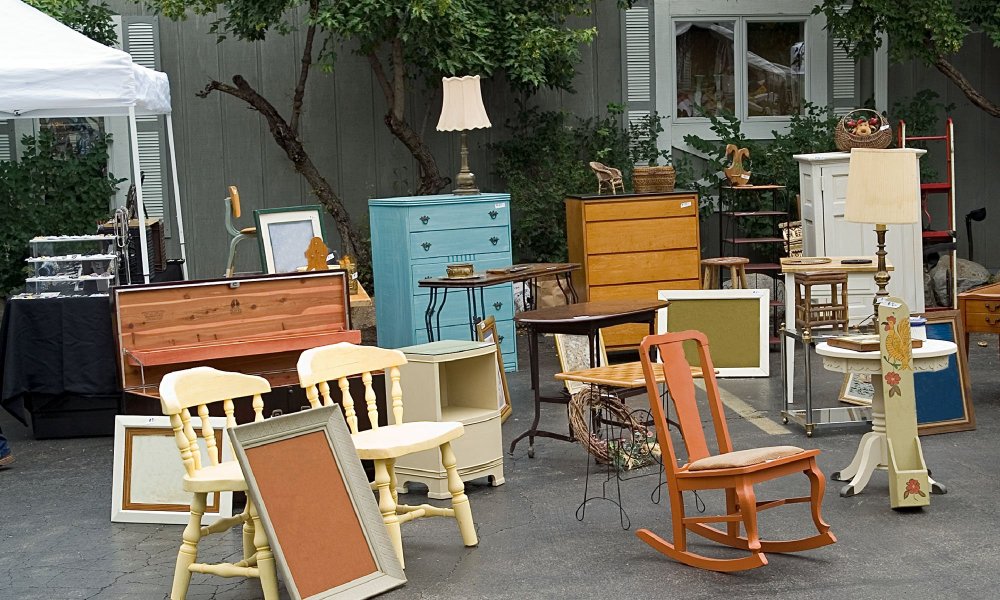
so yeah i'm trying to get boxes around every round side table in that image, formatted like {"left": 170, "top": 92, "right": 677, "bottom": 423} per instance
{"left": 814, "top": 339, "right": 956, "bottom": 498}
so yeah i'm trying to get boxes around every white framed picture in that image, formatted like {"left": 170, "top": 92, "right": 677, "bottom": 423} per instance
{"left": 657, "top": 288, "right": 770, "bottom": 377}
{"left": 112, "top": 415, "right": 235, "bottom": 524}
{"left": 253, "top": 205, "right": 325, "bottom": 274}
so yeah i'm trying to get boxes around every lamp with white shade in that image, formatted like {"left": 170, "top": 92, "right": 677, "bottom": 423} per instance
{"left": 844, "top": 148, "right": 922, "bottom": 309}
{"left": 436, "top": 75, "right": 491, "bottom": 195}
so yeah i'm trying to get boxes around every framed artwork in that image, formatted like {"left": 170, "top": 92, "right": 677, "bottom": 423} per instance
{"left": 229, "top": 406, "right": 406, "bottom": 600}
{"left": 554, "top": 332, "right": 609, "bottom": 396}
{"left": 254, "top": 206, "right": 325, "bottom": 274}
{"left": 914, "top": 310, "right": 976, "bottom": 434}
{"left": 657, "top": 288, "right": 770, "bottom": 377}
{"left": 476, "top": 316, "right": 512, "bottom": 422}
{"left": 111, "top": 415, "right": 234, "bottom": 524}
{"left": 837, "top": 311, "right": 976, "bottom": 435}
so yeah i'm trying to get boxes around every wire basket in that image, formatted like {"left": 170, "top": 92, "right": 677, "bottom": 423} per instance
{"left": 632, "top": 165, "right": 676, "bottom": 193}
{"left": 834, "top": 109, "right": 892, "bottom": 151}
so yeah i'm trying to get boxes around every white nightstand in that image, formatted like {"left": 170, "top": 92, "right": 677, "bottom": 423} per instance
{"left": 392, "top": 340, "right": 505, "bottom": 499}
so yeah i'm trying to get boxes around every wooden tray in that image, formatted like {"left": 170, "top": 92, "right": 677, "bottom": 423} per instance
{"left": 827, "top": 335, "right": 923, "bottom": 353}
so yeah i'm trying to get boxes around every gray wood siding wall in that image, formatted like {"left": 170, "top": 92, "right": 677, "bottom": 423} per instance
{"left": 888, "top": 33, "right": 1000, "bottom": 271}
{"left": 106, "top": 1, "right": 624, "bottom": 278}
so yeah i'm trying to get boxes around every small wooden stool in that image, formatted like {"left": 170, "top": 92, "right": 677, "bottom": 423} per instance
{"left": 701, "top": 257, "right": 750, "bottom": 289}
{"left": 794, "top": 271, "right": 849, "bottom": 334}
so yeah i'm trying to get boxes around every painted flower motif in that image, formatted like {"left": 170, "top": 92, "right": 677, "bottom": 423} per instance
{"left": 882, "top": 315, "right": 897, "bottom": 331}
{"left": 903, "top": 478, "right": 927, "bottom": 499}
{"left": 884, "top": 370, "right": 902, "bottom": 397}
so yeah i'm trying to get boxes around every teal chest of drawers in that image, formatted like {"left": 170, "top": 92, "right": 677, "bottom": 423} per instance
{"left": 369, "top": 193, "right": 517, "bottom": 370}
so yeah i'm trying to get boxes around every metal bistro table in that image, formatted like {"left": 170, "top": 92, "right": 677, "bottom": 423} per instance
{"left": 509, "top": 299, "right": 669, "bottom": 458}
{"left": 418, "top": 263, "right": 580, "bottom": 342}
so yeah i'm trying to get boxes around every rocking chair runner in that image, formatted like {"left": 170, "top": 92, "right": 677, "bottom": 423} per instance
{"left": 637, "top": 331, "right": 836, "bottom": 572}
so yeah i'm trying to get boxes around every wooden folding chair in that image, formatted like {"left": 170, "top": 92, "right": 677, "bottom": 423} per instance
{"left": 637, "top": 331, "right": 836, "bottom": 571}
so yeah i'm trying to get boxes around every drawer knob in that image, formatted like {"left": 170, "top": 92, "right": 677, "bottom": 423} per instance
{"left": 421, "top": 242, "right": 432, "bottom": 251}
{"left": 489, "top": 210, "right": 498, "bottom": 220}
{"left": 987, "top": 316, "right": 1000, "bottom": 325}
{"left": 493, "top": 301, "right": 503, "bottom": 311}
{"left": 419, "top": 215, "right": 430, "bottom": 225}
{"left": 489, "top": 236, "right": 499, "bottom": 246}
{"left": 987, "top": 303, "right": 1000, "bottom": 312}
{"left": 498, "top": 335, "right": 505, "bottom": 344}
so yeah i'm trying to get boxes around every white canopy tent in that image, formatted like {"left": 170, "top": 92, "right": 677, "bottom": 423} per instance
{"left": 0, "top": 0, "right": 187, "bottom": 282}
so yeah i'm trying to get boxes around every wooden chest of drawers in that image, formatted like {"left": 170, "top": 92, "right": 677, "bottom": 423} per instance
{"left": 958, "top": 281, "right": 1000, "bottom": 352}
{"left": 565, "top": 192, "right": 701, "bottom": 350}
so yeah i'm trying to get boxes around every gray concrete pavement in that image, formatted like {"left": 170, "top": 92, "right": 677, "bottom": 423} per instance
{"left": 1, "top": 333, "right": 998, "bottom": 599}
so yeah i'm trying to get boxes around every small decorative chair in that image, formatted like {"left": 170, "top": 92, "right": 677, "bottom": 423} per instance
{"left": 159, "top": 367, "right": 278, "bottom": 600}
{"left": 637, "top": 331, "right": 836, "bottom": 571}
{"left": 793, "top": 270, "right": 849, "bottom": 335}
{"left": 224, "top": 186, "right": 258, "bottom": 277}
{"left": 297, "top": 342, "right": 478, "bottom": 569}
{"left": 589, "top": 161, "right": 624, "bottom": 194}
{"left": 700, "top": 257, "right": 750, "bottom": 290}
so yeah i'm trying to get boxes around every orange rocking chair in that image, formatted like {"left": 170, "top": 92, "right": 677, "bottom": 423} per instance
{"left": 637, "top": 331, "right": 836, "bottom": 572}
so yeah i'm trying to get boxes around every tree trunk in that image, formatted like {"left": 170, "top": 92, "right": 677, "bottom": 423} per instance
{"left": 934, "top": 56, "right": 1000, "bottom": 118}
{"left": 385, "top": 113, "right": 451, "bottom": 195}
{"left": 197, "top": 76, "right": 369, "bottom": 266}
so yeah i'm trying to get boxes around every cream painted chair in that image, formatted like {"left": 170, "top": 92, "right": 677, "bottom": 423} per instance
{"left": 224, "top": 186, "right": 259, "bottom": 277}
{"left": 297, "top": 342, "right": 478, "bottom": 568}
{"left": 159, "top": 367, "right": 279, "bottom": 600}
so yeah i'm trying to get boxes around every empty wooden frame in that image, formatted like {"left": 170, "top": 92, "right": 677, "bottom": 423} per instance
{"left": 657, "top": 288, "right": 770, "bottom": 377}
{"left": 229, "top": 406, "right": 405, "bottom": 600}
{"left": 476, "top": 316, "right": 512, "bottom": 422}
{"left": 111, "top": 415, "right": 234, "bottom": 524}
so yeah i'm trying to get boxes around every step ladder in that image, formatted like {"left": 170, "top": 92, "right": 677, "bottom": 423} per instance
{"left": 898, "top": 117, "right": 957, "bottom": 309}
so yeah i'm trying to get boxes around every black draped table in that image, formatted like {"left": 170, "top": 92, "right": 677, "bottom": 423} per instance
{"left": 0, "top": 295, "right": 120, "bottom": 438}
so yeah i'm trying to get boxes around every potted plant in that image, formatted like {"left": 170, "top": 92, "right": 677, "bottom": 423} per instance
{"left": 629, "top": 112, "right": 675, "bottom": 193}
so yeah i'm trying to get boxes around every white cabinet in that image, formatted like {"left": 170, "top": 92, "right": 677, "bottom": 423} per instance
{"left": 795, "top": 152, "right": 925, "bottom": 316}
{"left": 392, "top": 340, "right": 504, "bottom": 499}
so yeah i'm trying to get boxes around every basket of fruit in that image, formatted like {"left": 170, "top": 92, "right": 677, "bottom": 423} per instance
{"left": 834, "top": 108, "right": 892, "bottom": 151}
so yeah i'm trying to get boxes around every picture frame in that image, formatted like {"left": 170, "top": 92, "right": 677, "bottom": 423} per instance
{"left": 476, "top": 316, "right": 512, "bottom": 423}
{"left": 254, "top": 205, "right": 325, "bottom": 274}
{"left": 836, "top": 311, "right": 976, "bottom": 435}
{"left": 914, "top": 310, "right": 976, "bottom": 434}
{"left": 657, "top": 288, "right": 770, "bottom": 377}
{"left": 229, "top": 406, "right": 406, "bottom": 600}
{"left": 111, "top": 415, "right": 234, "bottom": 524}
{"left": 554, "top": 332, "right": 609, "bottom": 396}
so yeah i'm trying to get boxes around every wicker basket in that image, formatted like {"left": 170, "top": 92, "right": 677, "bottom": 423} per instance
{"left": 834, "top": 109, "right": 892, "bottom": 151}
{"left": 568, "top": 388, "right": 659, "bottom": 469}
{"left": 632, "top": 165, "right": 676, "bottom": 193}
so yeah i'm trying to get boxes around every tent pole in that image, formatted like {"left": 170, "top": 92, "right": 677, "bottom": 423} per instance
{"left": 128, "top": 106, "right": 151, "bottom": 284}
{"left": 165, "top": 114, "right": 188, "bottom": 280}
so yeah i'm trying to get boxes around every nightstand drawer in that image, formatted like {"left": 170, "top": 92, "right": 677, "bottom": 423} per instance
{"left": 410, "top": 226, "right": 510, "bottom": 257}
{"left": 963, "top": 311, "right": 1000, "bottom": 332}
{"left": 409, "top": 202, "right": 510, "bottom": 231}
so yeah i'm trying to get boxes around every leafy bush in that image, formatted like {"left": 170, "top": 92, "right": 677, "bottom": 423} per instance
{"left": 0, "top": 130, "right": 120, "bottom": 296}
{"left": 493, "top": 103, "right": 671, "bottom": 262}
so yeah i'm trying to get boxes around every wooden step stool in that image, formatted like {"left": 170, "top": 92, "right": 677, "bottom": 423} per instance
{"left": 701, "top": 257, "right": 749, "bottom": 289}
{"left": 794, "top": 271, "right": 849, "bottom": 334}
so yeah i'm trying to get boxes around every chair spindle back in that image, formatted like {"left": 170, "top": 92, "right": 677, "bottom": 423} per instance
{"left": 159, "top": 367, "right": 271, "bottom": 477}
{"left": 297, "top": 343, "right": 406, "bottom": 434}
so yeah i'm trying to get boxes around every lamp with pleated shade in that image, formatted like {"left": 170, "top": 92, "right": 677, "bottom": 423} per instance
{"left": 436, "top": 75, "right": 491, "bottom": 195}
{"left": 845, "top": 148, "right": 922, "bottom": 307}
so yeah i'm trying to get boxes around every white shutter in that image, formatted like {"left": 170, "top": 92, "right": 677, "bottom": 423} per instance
{"left": 624, "top": 3, "right": 655, "bottom": 140}
{"left": 0, "top": 120, "right": 13, "bottom": 163}
{"left": 122, "top": 17, "right": 169, "bottom": 231}
{"left": 830, "top": 38, "right": 859, "bottom": 116}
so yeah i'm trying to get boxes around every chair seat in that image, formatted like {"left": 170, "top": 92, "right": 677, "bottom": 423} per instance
{"left": 351, "top": 421, "right": 464, "bottom": 460}
{"left": 687, "top": 446, "right": 805, "bottom": 472}
{"left": 240, "top": 226, "right": 257, "bottom": 235}
{"left": 182, "top": 460, "right": 248, "bottom": 493}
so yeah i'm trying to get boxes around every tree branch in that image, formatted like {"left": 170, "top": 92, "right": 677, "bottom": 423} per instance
{"left": 367, "top": 50, "right": 394, "bottom": 108}
{"left": 290, "top": 4, "right": 318, "bottom": 136}
{"left": 933, "top": 57, "right": 1000, "bottom": 118}
{"left": 390, "top": 37, "right": 405, "bottom": 122}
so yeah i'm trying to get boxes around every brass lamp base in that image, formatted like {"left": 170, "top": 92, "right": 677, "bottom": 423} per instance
{"left": 452, "top": 131, "right": 480, "bottom": 195}
{"left": 872, "top": 223, "right": 891, "bottom": 313}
